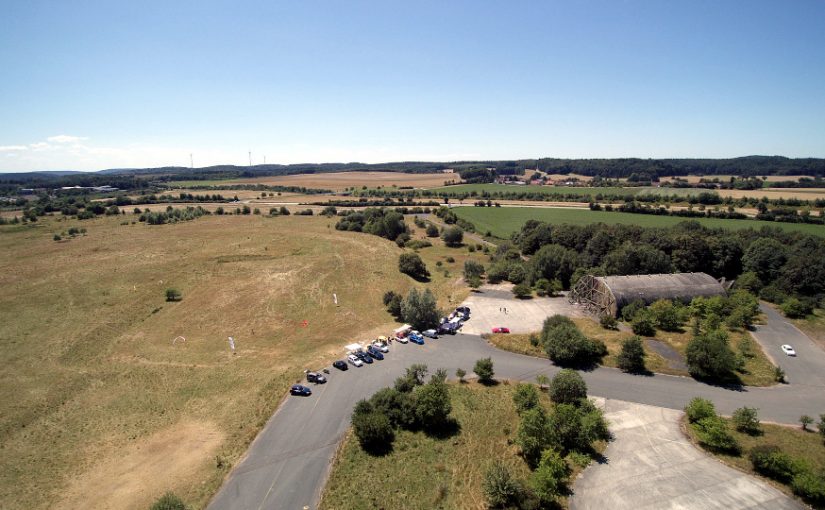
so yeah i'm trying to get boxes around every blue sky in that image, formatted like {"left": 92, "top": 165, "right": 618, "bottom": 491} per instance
{"left": 1, "top": 1, "right": 824, "bottom": 171}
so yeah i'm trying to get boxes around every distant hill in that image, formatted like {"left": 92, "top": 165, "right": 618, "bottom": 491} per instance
{"left": 2, "top": 156, "right": 824, "bottom": 193}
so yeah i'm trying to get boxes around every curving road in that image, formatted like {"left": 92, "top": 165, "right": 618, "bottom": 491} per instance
{"left": 208, "top": 315, "right": 825, "bottom": 510}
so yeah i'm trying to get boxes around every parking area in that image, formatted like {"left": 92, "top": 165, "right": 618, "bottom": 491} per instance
{"left": 571, "top": 399, "right": 801, "bottom": 510}
{"left": 459, "top": 283, "right": 585, "bottom": 335}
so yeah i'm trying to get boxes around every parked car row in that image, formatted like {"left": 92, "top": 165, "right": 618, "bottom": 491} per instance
{"left": 292, "top": 307, "right": 473, "bottom": 398}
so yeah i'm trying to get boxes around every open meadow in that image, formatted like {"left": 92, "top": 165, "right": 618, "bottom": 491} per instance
{"left": 453, "top": 206, "right": 825, "bottom": 239}
{"left": 0, "top": 211, "right": 479, "bottom": 509}
{"left": 168, "top": 171, "right": 458, "bottom": 191}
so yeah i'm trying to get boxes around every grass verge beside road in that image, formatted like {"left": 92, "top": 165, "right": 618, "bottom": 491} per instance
{"left": 684, "top": 416, "right": 825, "bottom": 505}
{"left": 487, "top": 319, "right": 777, "bottom": 386}
{"left": 320, "top": 382, "right": 604, "bottom": 510}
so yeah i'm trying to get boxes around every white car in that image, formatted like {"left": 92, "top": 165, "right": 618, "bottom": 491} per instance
{"left": 781, "top": 344, "right": 796, "bottom": 357}
{"left": 347, "top": 354, "right": 364, "bottom": 367}
{"left": 372, "top": 341, "right": 389, "bottom": 353}
{"left": 395, "top": 335, "right": 408, "bottom": 344}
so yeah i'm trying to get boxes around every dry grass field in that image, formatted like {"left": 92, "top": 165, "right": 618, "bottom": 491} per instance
{"left": 0, "top": 212, "right": 477, "bottom": 509}
{"left": 170, "top": 171, "right": 459, "bottom": 191}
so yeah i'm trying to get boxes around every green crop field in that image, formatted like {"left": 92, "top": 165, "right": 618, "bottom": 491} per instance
{"left": 454, "top": 206, "right": 825, "bottom": 238}
{"left": 429, "top": 183, "right": 704, "bottom": 198}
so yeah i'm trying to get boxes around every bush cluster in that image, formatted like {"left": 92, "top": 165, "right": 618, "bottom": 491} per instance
{"left": 352, "top": 365, "right": 453, "bottom": 454}
{"left": 540, "top": 315, "right": 606, "bottom": 366}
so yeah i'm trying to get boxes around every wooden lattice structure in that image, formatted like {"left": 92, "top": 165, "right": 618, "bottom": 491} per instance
{"left": 570, "top": 272, "right": 726, "bottom": 318}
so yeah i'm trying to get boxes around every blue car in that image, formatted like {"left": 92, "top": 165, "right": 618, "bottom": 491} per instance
{"left": 356, "top": 351, "right": 374, "bottom": 364}
{"left": 409, "top": 332, "right": 424, "bottom": 345}
{"left": 290, "top": 384, "right": 312, "bottom": 396}
{"left": 367, "top": 346, "right": 384, "bottom": 360}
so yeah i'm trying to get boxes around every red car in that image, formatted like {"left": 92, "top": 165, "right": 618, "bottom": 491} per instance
{"left": 492, "top": 327, "right": 510, "bottom": 334}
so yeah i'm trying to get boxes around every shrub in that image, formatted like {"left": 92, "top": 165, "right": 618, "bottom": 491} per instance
{"left": 542, "top": 317, "right": 606, "bottom": 366}
{"left": 507, "top": 264, "right": 527, "bottom": 284}
{"left": 483, "top": 462, "right": 526, "bottom": 509}
{"left": 512, "top": 283, "right": 533, "bottom": 299}
{"left": 456, "top": 368, "right": 466, "bottom": 383}
{"left": 425, "top": 223, "right": 439, "bottom": 237}
{"left": 464, "top": 260, "right": 485, "bottom": 279}
{"left": 516, "top": 407, "right": 552, "bottom": 468}
{"left": 631, "top": 311, "right": 657, "bottom": 336}
{"left": 546, "top": 400, "right": 610, "bottom": 455}
{"left": 791, "top": 470, "right": 825, "bottom": 507}
{"left": 599, "top": 314, "right": 618, "bottom": 330}
{"left": 351, "top": 400, "right": 394, "bottom": 454}
{"left": 617, "top": 336, "right": 646, "bottom": 373}
{"left": 749, "top": 445, "right": 798, "bottom": 483}
{"left": 685, "top": 329, "right": 737, "bottom": 381}
{"left": 650, "top": 300, "right": 681, "bottom": 331}
{"left": 694, "top": 416, "right": 740, "bottom": 454}
{"left": 781, "top": 298, "right": 814, "bottom": 319}
{"left": 441, "top": 226, "right": 464, "bottom": 247}
{"left": 819, "top": 414, "right": 825, "bottom": 441}
{"left": 732, "top": 407, "right": 761, "bottom": 435}
{"left": 531, "top": 449, "right": 570, "bottom": 504}
{"left": 800, "top": 415, "right": 813, "bottom": 431}
{"left": 53, "top": 234, "right": 62, "bottom": 241}
{"left": 621, "top": 299, "right": 646, "bottom": 322}
{"left": 165, "top": 288, "right": 182, "bottom": 302}
{"left": 151, "top": 492, "right": 187, "bottom": 510}
{"left": 549, "top": 369, "right": 587, "bottom": 405}
{"left": 474, "top": 357, "right": 495, "bottom": 384}
{"left": 759, "top": 284, "right": 787, "bottom": 304}
{"left": 415, "top": 377, "right": 452, "bottom": 429}
{"left": 735, "top": 271, "right": 763, "bottom": 293}
{"left": 512, "top": 383, "right": 540, "bottom": 414}
{"left": 466, "top": 274, "right": 482, "bottom": 289}
{"left": 405, "top": 239, "right": 432, "bottom": 250}
{"left": 398, "top": 252, "right": 430, "bottom": 280}
{"left": 685, "top": 397, "right": 716, "bottom": 423}
{"left": 445, "top": 256, "right": 455, "bottom": 263}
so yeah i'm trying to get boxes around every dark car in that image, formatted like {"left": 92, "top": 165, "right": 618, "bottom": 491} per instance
{"left": 366, "top": 346, "right": 384, "bottom": 360}
{"left": 455, "top": 306, "right": 471, "bottom": 318}
{"left": 332, "top": 360, "right": 348, "bottom": 371}
{"left": 306, "top": 371, "right": 327, "bottom": 383}
{"left": 356, "top": 351, "right": 373, "bottom": 364}
{"left": 290, "top": 384, "right": 312, "bottom": 396}
{"left": 438, "top": 322, "right": 460, "bottom": 335}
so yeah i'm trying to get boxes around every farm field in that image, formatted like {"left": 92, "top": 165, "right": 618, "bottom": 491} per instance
{"left": 717, "top": 188, "right": 825, "bottom": 201}
{"left": 453, "top": 206, "right": 825, "bottom": 238}
{"left": 0, "top": 212, "right": 477, "bottom": 509}
{"left": 168, "top": 171, "right": 458, "bottom": 191}
{"left": 661, "top": 175, "right": 816, "bottom": 184}
{"left": 430, "top": 183, "right": 705, "bottom": 198}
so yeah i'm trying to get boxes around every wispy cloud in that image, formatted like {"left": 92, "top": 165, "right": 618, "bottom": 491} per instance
{"left": 47, "top": 135, "right": 88, "bottom": 144}
{"left": 0, "top": 145, "right": 28, "bottom": 152}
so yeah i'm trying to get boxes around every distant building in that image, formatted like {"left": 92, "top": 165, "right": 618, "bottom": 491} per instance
{"left": 570, "top": 272, "right": 726, "bottom": 318}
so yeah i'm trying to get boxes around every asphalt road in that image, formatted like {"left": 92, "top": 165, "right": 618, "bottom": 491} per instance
{"left": 753, "top": 303, "right": 825, "bottom": 387}
{"left": 208, "top": 315, "right": 825, "bottom": 510}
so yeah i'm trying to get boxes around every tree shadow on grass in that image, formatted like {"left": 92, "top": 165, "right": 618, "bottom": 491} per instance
{"left": 362, "top": 441, "right": 395, "bottom": 457}
{"left": 477, "top": 378, "right": 500, "bottom": 387}
{"left": 424, "top": 418, "right": 462, "bottom": 440}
